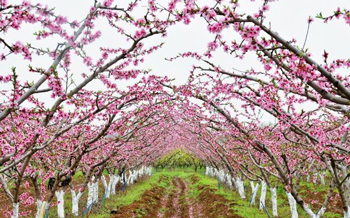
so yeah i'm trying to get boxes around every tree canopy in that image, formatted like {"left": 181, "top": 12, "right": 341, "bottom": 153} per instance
{"left": 1, "top": 0, "right": 350, "bottom": 217}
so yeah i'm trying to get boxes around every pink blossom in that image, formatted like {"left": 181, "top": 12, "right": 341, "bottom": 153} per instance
{"left": 103, "top": 0, "right": 114, "bottom": 7}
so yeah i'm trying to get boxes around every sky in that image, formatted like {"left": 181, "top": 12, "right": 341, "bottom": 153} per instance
{"left": 1, "top": 0, "right": 350, "bottom": 123}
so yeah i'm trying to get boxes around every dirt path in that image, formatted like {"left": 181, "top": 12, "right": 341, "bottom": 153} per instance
{"left": 111, "top": 174, "right": 242, "bottom": 218}
{"left": 162, "top": 177, "right": 190, "bottom": 218}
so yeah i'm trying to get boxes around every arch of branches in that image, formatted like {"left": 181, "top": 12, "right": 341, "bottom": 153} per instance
{"left": 0, "top": 0, "right": 350, "bottom": 218}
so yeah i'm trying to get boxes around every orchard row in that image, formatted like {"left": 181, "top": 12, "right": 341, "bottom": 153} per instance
{"left": 0, "top": 0, "right": 350, "bottom": 218}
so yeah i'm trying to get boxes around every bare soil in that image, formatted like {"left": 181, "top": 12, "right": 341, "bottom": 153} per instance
{"left": 111, "top": 175, "right": 242, "bottom": 218}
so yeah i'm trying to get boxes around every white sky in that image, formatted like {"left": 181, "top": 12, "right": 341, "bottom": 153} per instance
{"left": 1, "top": 0, "right": 350, "bottom": 123}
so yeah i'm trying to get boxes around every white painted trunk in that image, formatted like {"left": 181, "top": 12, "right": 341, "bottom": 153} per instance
{"left": 234, "top": 177, "right": 246, "bottom": 199}
{"left": 287, "top": 192, "right": 298, "bottom": 218}
{"left": 147, "top": 166, "right": 152, "bottom": 176}
{"left": 227, "top": 179, "right": 233, "bottom": 189}
{"left": 128, "top": 170, "right": 132, "bottom": 184}
{"left": 11, "top": 203, "right": 19, "bottom": 218}
{"left": 304, "top": 204, "right": 316, "bottom": 218}
{"left": 313, "top": 173, "right": 318, "bottom": 184}
{"left": 319, "top": 173, "right": 325, "bottom": 185}
{"left": 132, "top": 171, "right": 136, "bottom": 183}
{"left": 214, "top": 169, "right": 219, "bottom": 178}
{"left": 87, "top": 181, "right": 94, "bottom": 208}
{"left": 344, "top": 206, "right": 350, "bottom": 218}
{"left": 111, "top": 175, "right": 119, "bottom": 195}
{"left": 218, "top": 170, "right": 225, "bottom": 182}
{"left": 130, "top": 175, "right": 135, "bottom": 184}
{"left": 302, "top": 204, "right": 326, "bottom": 218}
{"left": 101, "top": 175, "right": 112, "bottom": 198}
{"left": 270, "top": 187, "right": 278, "bottom": 217}
{"left": 128, "top": 171, "right": 134, "bottom": 185}
{"left": 71, "top": 190, "right": 83, "bottom": 216}
{"left": 343, "top": 175, "right": 350, "bottom": 218}
{"left": 55, "top": 190, "right": 65, "bottom": 218}
{"left": 126, "top": 175, "right": 130, "bottom": 185}
{"left": 106, "top": 175, "right": 114, "bottom": 198}
{"left": 35, "top": 200, "right": 43, "bottom": 218}
{"left": 135, "top": 170, "right": 139, "bottom": 181}
{"left": 226, "top": 174, "right": 233, "bottom": 189}
{"left": 306, "top": 175, "right": 310, "bottom": 182}
{"left": 140, "top": 166, "right": 144, "bottom": 176}
{"left": 207, "top": 167, "right": 211, "bottom": 176}
{"left": 111, "top": 176, "right": 117, "bottom": 195}
{"left": 101, "top": 175, "right": 108, "bottom": 190}
{"left": 93, "top": 180, "right": 99, "bottom": 202}
{"left": 259, "top": 181, "right": 267, "bottom": 210}
{"left": 250, "top": 182, "right": 260, "bottom": 206}
{"left": 121, "top": 172, "right": 126, "bottom": 184}
{"left": 316, "top": 207, "right": 326, "bottom": 218}
{"left": 38, "top": 201, "right": 49, "bottom": 218}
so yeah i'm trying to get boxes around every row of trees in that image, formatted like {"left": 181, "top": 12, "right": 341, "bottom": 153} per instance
{"left": 166, "top": 1, "right": 350, "bottom": 217}
{"left": 0, "top": 0, "right": 180, "bottom": 217}
{"left": 1, "top": 0, "right": 350, "bottom": 217}
{"left": 154, "top": 149, "right": 204, "bottom": 170}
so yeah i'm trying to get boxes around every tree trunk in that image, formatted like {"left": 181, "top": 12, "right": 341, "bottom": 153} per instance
{"left": 55, "top": 190, "right": 65, "bottom": 218}
{"left": 93, "top": 179, "right": 99, "bottom": 202}
{"left": 37, "top": 201, "right": 49, "bottom": 218}
{"left": 259, "top": 181, "right": 267, "bottom": 210}
{"left": 287, "top": 192, "right": 298, "bottom": 218}
{"left": 35, "top": 200, "right": 43, "bottom": 218}
{"left": 11, "top": 203, "right": 19, "bottom": 218}
{"left": 344, "top": 207, "right": 350, "bottom": 218}
{"left": 71, "top": 190, "right": 83, "bottom": 216}
{"left": 226, "top": 173, "right": 233, "bottom": 189}
{"left": 111, "top": 175, "right": 119, "bottom": 195}
{"left": 87, "top": 181, "right": 94, "bottom": 209}
{"left": 128, "top": 170, "right": 134, "bottom": 185}
{"left": 101, "top": 175, "right": 111, "bottom": 198}
{"left": 319, "top": 173, "right": 325, "bottom": 185}
{"left": 341, "top": 167, "right": 350, "bottom": 218}
{"left": 106, "top": 175, "right": 114, "bottom": 198}
{"left": 250, "top": 182, "right": 259, "bottom": 206}
{"left": 234, "top": 177, "right": 245, "bottom": 199}
{"left": 270, "top": 187, "right": 278, "bottom": 217}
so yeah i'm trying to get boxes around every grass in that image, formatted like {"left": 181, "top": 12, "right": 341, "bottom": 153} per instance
{"left": 89, "top": 173, "right": 164, "bottom": 218}
{"left": 43, "top": 167, "right": 342, "bottom": 218}
{"left": 155, "top": 167, "right": 342, "bottom": 218}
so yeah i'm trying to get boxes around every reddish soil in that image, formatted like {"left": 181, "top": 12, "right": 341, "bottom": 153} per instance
{"left": 163, "top": 177, "right": 190, "bottom": 218}
{"left": 0, "top": 175, "right": 147, "bottom": 218}
{"left": 111, "top": 175, "right": 242, "bottom": 218}
{"left": 110, "top": 186, "right": 166, "bottom": 218}
{"left": 302, "top": 189, "right": 343, "bottom": 215}
{"left": 111, "top": 176, "right": 168, "bottom": 218}
{"left": 192, "top": 185, "right": 242, "bottom": 218}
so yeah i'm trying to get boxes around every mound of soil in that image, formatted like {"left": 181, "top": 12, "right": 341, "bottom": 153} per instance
{"left": 193, "top": 185, "right": 242, "bottom": 218}
{"left": 189, "top": 175, "right": 199, "bottom": 184}
{"left": 111, "top": 175, "right": 242, "bottom": 218}
{"left": 163, "top": 177, "right": 190, "bottom": 218}
{"left": 302, "top": 189, "right": 343, "bottom": 215}
{"left": 110, "top": 185, "right": 166, "bottom": 218}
